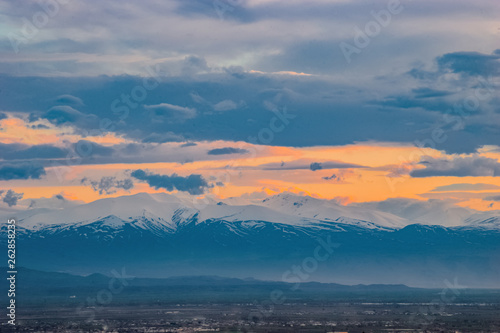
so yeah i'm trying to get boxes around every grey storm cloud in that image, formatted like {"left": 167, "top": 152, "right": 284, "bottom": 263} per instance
{"left": 411, "top": 156, "right": 500, "bottom": 178}
{"left": 82, "top": 176, "right": 134, "bottom": 195}
{"left": 0, "top": 189, "right": 24, "bottom": 207}
{"left": 131, "top": 169, "right": 209, "bottom": 195}
{"left": 0, "top": 163, "right": 46, "bottom": 180}
{"left": 207, "top": 147, "right": 249, "bottom": 155}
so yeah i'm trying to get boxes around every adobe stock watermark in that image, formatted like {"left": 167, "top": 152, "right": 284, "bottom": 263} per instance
{"left": 409, "top": 277, "right": 466, "bottom": 327}
{"left": 385, "top": 76, "right": 496, "bottom": 192}
{"left": 248, "top": 235, "right": 340, "bottom": 322}
{"left": 7, "top": 0, "right": 71, "bottom": 54}
{"left": 340, "top": 0, "right": 411, "bottom": 64}
{"left": 75, "top": 267, "right": 135, "bottom": 323}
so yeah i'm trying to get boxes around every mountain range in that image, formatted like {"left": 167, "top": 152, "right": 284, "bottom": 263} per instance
{"left": 1, "top": 192, "right": 499, "bottom": 288}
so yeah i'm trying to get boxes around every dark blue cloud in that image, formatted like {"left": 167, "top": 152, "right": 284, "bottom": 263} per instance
{"left": 373, "top": 94, "right": 453, "bottom": 113}
{"left": 412, "top": 87, "right": 453, "bottom": 99}
{"left": 310, "top": 162, "right": 322, "bottom": 171}
{"left": 437, "top": 51, "right": 500, "bottom": 76}
{"left": 82, "top": 176, "right": 134, "bottom": 195}
{"left": 322, "top": 174, "right": 337, "bottom": 180}
{"left": 0, "top": 162, "right": 46, "bottom": 180}
{"left": 411, "top": 156, "right": 500, "bottom": 178}
{"left": 0, "top": 112, "right": 6, "bottom": 120}
{"left": 0, "top": 189, "right": 23, "bottom": 207}
{"left": 73, "top": 140, "right": 114, "bottom": 157}
{"left": 142, "top": 132, "right": 185, "bottom": 143}
{"left": 55, "top": 94, "right": 84, "bottom": 106}
{"left": 0, "top": 70, "right": 496, "bottom": 155}
{"left": 42, "top": 105, "right": 97, "bottom": 126}
{"left": 207, "top": 147, "right": 249, "bottom": 155}
{"left": 309, "top": 162, "right": 361, "bottom": 171}
{"left": 143, "top": 103, "right": 196, "bottom": 122}
{"left": 131, "top": 169, "right": 209, "bottom": 195}
{"left": 0, "top": 144, "right": 67, "bottom": 160}
{"left": 180, "top": 142, "right": 197, "bottom": 147}
{"left": 174, "top": 0, "right": 255, "bottom": 22}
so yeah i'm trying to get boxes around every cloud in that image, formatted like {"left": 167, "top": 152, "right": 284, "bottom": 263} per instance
{"left": 0, "top": 189, "right": 24, "bottom": 207}
{"left": 309, "top": 161, "right": 362, "bottom": 171}
{"left": 0, "top": 143, "right": 67, "bottom": 160}
{"left": 254, "top": 160, "right": 364, "bottom": 171}
{"left": 143, "top": 103, "right": 197, "bottom": 121}
{"left": 0, "top": 163, "right": 46, "bottom": 180}
{"left": 484, "top": 195, "right": 500, "bottom": 202}
{"left": 131, "top": 169, "right": 209, "bottom": 195}
{"left": 0, "top": 53, "right": 497, "bottom": 155}
{"left": 0, "top": 112, "right": 6, "bottom": 120}
{"left": 181, "top": 55, "right": 210, "bottom": 75}
{"left": 321, "top": 169, "right": 354, "bottom": 183}
{"left": 213, "top": 100, "right": 239, "bottom": 111}
{"left": 82, "top": 176, "right": 134, "bottom": 195}
{"left": 142, "top": 132, "right": 185, "bottom": 143}
{"left": 431, "top": 183, "right": 500, "bottom": 192}
{"left": 180, "top": 142, "right": 197, "bottom": 147}
{"left": 310, "top": 162, "right": 322, "bottom": 171}
{"left": 55, "top": 94, "right": 84, "bottom": 106}
{"left": 174, "top": 0, "right": 254, "bottom": 22}
{"left": 41, "top": 105, "right": 95, "bottom": 125}
{"left": 437, "top": 50, "right": 500, "bottom": 76}
{"left": 73, "top": 140, "right": 115, "bottom": 157}
{"left": 207, "top": 147, "right": 249, "bottom": 155}
{"left": 73, "top": 140, "right": 114, "bottom": 157}
{"left": 410, "top": 156, "right": 500, "bottom": 178}
{"left": 412, "top": 87, "right": 453, "bottom": 99}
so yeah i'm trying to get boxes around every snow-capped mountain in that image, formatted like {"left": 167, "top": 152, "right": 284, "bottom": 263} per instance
{"left": 1, "top": 192, "right": 499, "bottom": 288}
{"left": 4, "top": 192, "right": 407, "bottom": 231}
{"left": 7, "top": 191, "right": 496, "bottom": 231}
{"left": 258, "top": 192, "right": 408, "bottom": 228}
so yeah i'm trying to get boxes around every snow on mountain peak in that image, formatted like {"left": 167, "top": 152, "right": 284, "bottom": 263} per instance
{"left": 2, "top": 192, "right": 499, "bottom": 231}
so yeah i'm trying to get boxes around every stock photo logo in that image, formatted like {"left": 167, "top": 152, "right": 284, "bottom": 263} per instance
{"left": 0, "top": 0, "right": 499, "bottom": 332}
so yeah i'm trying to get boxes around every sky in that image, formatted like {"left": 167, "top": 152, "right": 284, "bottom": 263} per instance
{"left": 1, "top": 0, "right": 500, "bottom": 212}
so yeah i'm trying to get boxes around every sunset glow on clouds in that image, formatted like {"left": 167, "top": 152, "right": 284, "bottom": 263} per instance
{"left": 0, "top": 0, "right": 499, "bottom": 214}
